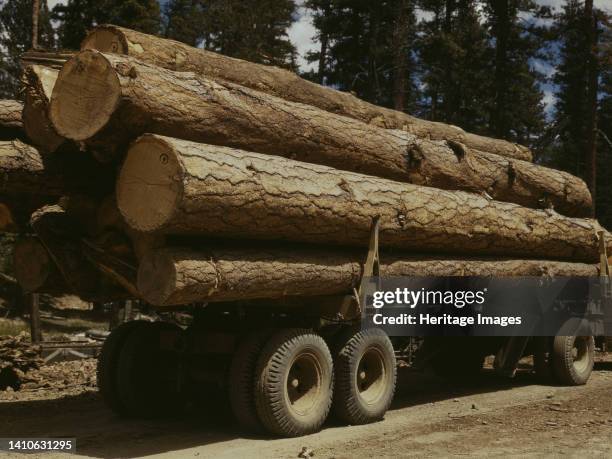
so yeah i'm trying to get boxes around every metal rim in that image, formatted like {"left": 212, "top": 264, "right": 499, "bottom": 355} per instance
{"left": 285, "top": 350, "right": 324, "bottom": 416}
{"left": 355, "top": 346, "right": 387, "bottom": 405}
{"left": 571, "top": 336, "right": 591, "bottom": 374}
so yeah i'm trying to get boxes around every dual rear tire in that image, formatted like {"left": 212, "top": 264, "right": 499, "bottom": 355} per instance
{"left": 97, "top": 321, "right": 183, "bottom": 418}
{"left": 228, "top": 327, "right": 396, "bottom": 437}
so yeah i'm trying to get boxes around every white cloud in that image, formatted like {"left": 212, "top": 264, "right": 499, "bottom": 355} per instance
{"left": 288, "top": 5, "right": 318, "bottom": 72}
{"left": 47, "top": 0, "right": 66, "bottom": 9}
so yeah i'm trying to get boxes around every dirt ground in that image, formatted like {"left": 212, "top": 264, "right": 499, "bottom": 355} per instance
{"left": 1, "top": 354, "right": 611, "bottom": 459}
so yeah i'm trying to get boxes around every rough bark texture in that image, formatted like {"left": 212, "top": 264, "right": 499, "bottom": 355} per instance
{"left": 117, "top": 135, "right": 610, "bottom": 262}
{"left": 81, "top": 24, "right": 532, "bottom": 161}
{"left": 51, "top": 51, "right": 586, "bottom": 215}
{"left": 0, "top": 100, "right": 24, "bottom": 140}
{"left": 0, "top": 140, "right": 65, "bottom": 196}
{"left": 139, "top": 246, "right": 599, "bottom": 306}
{"left": 22, "top": 65, "right": 66, "bottom": 153}
{"left": 13, "top": 236, "right": 65, "bottom": 293}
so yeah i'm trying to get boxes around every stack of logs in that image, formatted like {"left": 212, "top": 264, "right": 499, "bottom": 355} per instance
{"left": 0, "top": 24, "right": 608, "bottom": 309}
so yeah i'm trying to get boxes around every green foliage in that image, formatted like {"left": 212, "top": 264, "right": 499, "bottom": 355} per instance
{"left": 0, "top": 0, "right": 54, "bottom": 98}
{"left": 305, "top": 0, "right": 419, "bottom": 110}
{"left": 52, "top": 0, "right": 161, "bottom": 50}
{"left": 164, "top": 0, "right": 205, "bottom": 46}
{"left": 418, "top": 0, "right": 492, "bottom": 132}
{"left": 202, "top": 0, "right": 298, "bottom": 69}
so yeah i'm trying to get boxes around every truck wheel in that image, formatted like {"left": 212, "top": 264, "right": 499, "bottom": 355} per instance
{"left": 117, "top": 321, "right": 183, "bottom": 417}
{"left": 228, "top": 330, "right": 270, "bottom": 432}
{"left": 551, "top": 335, "right": 594, "bottom": 386}
{"left": 254, "top": 329, "right": 334, "bottom": 437}
{"left": 97, "top": 320, "right": 147, "bottom": 415}
{"left": 332, "top": 328, "right": 396, "bottom": 425}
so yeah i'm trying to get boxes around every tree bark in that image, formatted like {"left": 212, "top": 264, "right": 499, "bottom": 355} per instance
{"left": 32, "top": 0, "right": 39, "bottom": 49}
{"left": 22, "top": 65, "right": 66, "bottom": 153}
{"left": 13, "top": 236, "right": 65, "bottom": 293}
{"left": 584, "top": 0, "right": 598, "bottom": 216}
{"left": 138, "top": 246, "right": 599, "bottom": 306}
{"left": 0, "top": 100, "right": 25, "bottom": 141}
{"left": 81, "top": 24, "right": 532, "bottom": 161}
{"left": 117, "top": 135, "right": 609, "bottom": 262}
{"left": 51, "top": 51, "right": 587, "bottom": 216}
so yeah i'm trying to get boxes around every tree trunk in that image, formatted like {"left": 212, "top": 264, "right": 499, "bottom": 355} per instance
{"left": 80, "top": 25, "right": 532, "bottom": 161}
{"left": 13, "top": 236, "right": 66, "bottom": 293}
{"left": 117, "top": 135, "right": 609, "bottom": 262}
{"left": 32, "top": 0, "right": 39, "bottom": 49}
{"left": 0, "top": 100, "right": 24, "bottom": 141}
{"left": 138, "top": 246, "right": 599, "bottom": 306}
{"left": 51, "top": 51, "right": 587, "bottom": 216}
{"left": 392, "top": 0, "right": 411, "bottom": 112}
{"left": 22, "top": 65, "right": 66, "bottom": 153}
{"left": 584, "top": 0, "right": 598, "bottom": 216}
{"left": 491, "top": 0, "right": 510, "bottom": 139}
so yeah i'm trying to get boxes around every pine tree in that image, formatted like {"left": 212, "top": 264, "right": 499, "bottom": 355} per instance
{"left": 0, "top": 0, "right": 54, "bottom": 98}
{"left": 202, "top": 0, "right": 298, "bottom": 69}
{"left": 305, "top": 0, "right": 418, "bottom": 110}
{"left": 52, "top": 0, "right": 161, "bottom": 50}
{"left": 484, "top": 0, "right": 546, "bottom": 145}
{"left": 418, "top": 0, "right": 491, "bottom": 131}
{"left": 164, "top": 0, "right": 205, "bottom": 47}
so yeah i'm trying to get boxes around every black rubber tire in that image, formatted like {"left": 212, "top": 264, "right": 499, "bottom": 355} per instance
{"left": 254, "top": 329, "right": 334, "bottom": 437}
{"left": 97, "top": 320, "right": 147, "bottom": 416}
{"left": 117, "top": 321, "right": 183, "bottom": 417}
{"left": 228, "top": 330, "right": 270, "bottom": 432}
{"left": 551, "top": 335, "right": 594, "bottom": 386}
{"left": 332, "top": 328, "right": 396, "bottom": 425}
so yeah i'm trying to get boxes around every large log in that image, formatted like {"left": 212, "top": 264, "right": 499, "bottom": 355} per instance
{"left": 81, "top": 24, "right": 532, "bottom": 162}
{"left": 138, "top": 246, "right": 599, "bottom": 306}
{"left": 117, "top": 135, "right": 610, "bottom": 262}
{"left": 50, "top": 51, "right": 589, "bottom": 216}
{"left": 13, "top": 236, "right": 65, "bottom": 293}
{"left": 22, "top": 65, "right": 66, "bottom": 153}
{"left": 0, "top": 100, "right": 25, "bottom": 140}
{"left": 0, "top": 140, "right": 66, "bottom": 227}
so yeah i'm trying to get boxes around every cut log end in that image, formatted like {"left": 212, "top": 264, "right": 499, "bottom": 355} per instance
{"left": 49, "top": 50, "right": 121, "bottom": 141}
{"left": 14, "top": 237, "right": 53, "bottom": 292}
{"left": 81, "top": 26, "right": 128, "bottom": 55}
{"left": 137, "top": 249, "right": 178, "bottom": 306}
{"left": 117, "top": 135, "right": 183, "bottom": 232}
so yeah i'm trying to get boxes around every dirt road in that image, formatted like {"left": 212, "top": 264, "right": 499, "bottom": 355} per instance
{"left": 1, "top": 359, "right": 611, "bottom": 458}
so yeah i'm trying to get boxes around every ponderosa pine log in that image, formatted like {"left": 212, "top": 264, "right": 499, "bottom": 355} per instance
{"left": 22, "top": 65, "right": 65, "bottom": 153}
{"left": 117, "top": 135, "right": 610, "bottom": 262}
{"left": 138, "top": 246, "right": 599, "bottom": 306}
{"left": 0, "top": 100, "right": 24, "bottom": 140}
{"left": 50, "top": 51, "right": 588, "bottom": 216}
{"left": 81, "top": 24, "right": 532, "bottom": 162}
{"left": 0, "top": 140, "right": 66, "bottom": 227}
{"left": 13, "top": 236, "right": 65, "bottom": 293}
